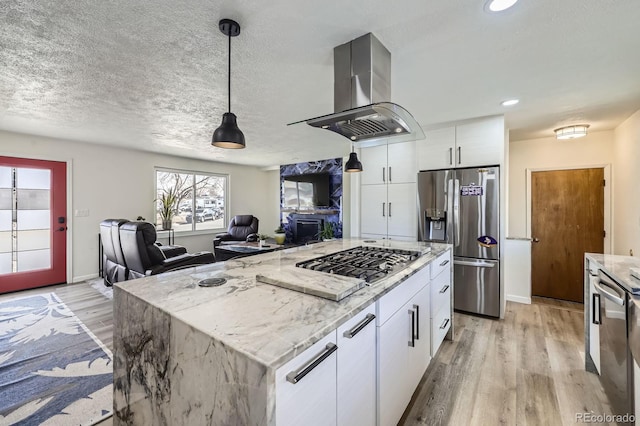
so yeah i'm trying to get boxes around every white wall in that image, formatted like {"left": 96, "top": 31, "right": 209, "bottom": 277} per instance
{"left": 506, "top": 130, "right": 614, "bottom": 302}
{"left": 613, "top": 109, "right": 640, "bottom": 256}
{"left": 0, "top": 130, "right": 277, "bottom": 282}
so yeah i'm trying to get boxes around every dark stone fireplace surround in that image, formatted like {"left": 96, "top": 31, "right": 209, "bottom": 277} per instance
{"left": 280, "top": 158, "right": 343, "bottom": 244}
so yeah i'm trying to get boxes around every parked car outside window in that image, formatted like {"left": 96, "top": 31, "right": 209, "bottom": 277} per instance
{"left": 185, "top": 208, "right": 214, "bottom": 223}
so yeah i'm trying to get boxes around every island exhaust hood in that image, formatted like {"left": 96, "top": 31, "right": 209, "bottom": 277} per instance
{"left": 289, "top": 33, "right": 424, "bottom": 144}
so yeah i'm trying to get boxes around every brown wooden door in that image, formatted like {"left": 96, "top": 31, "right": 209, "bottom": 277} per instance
{"left": 531, "top": 168, "right": 604, "bottom": 302}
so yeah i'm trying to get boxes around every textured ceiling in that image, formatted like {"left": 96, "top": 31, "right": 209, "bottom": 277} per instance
{"left": 1, "top": 0, "right": 639, "bottom": 167}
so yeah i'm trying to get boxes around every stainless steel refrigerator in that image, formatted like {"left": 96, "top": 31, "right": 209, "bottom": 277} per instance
{"left": 417, "top": 167, "right": 500, "bottom": 317}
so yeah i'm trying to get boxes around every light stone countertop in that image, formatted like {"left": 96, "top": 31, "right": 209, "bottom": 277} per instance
{"left": 115, "top": 238, "right": 450, "bottom": 370}
{"left": 585, "top": 253, "right": 640, "bottom": 295}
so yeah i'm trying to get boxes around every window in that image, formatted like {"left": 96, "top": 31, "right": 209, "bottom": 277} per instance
{"left": 155, "top": 169, "right": 227, "bottom": 232}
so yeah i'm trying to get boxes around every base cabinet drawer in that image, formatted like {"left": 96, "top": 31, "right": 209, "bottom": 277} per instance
{"left": 430, "top": 268, "right": 451, "bottom": 313}
{"left": 275, "top": 332, "right": 338, "bottom": 426}
{"left": 431, "top": 306, "right": 451, "bottom": 356}
{"left": 431, "top": 250, "right": 451, "bottom": 279}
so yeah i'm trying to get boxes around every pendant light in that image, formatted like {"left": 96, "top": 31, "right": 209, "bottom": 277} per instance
{"left": 344, "top": 144, "right": 363, "bottom": 172}
{"left": 212, "top": 19, "right": 245, "bottom": 149}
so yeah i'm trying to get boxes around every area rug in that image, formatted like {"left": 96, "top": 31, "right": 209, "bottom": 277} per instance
{"left": 0, "top": 293, "right": 113, "bottom": 425}
{"left": 89, "top": 278, "right": 113, "bottom": 300}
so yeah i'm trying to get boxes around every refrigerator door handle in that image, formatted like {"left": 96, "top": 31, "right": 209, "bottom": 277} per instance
{"left": 453, "top": 178, "right": 460, "bottom": 247}
{"left": 454, "top": 259, "right": 497, "bottom": 268}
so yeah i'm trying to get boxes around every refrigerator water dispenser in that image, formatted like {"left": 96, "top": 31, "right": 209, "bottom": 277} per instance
{"left": 424, "top": 209, "right": 447, "bottom": 242}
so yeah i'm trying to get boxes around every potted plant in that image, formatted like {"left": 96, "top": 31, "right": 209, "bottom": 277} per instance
{"left": 274, "top": 224, "right": 286, "bottom": 245}
{"left": 318, "top": 222, "right": 335, "bottom": 241}
{"left": 256, "top": 233, "right": 271, "bottom": 248}
{"left": 158, "top": 187, "right": 178, "bottom": 230}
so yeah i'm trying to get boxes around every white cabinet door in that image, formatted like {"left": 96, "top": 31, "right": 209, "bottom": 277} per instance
{"left": 387, "top": 142, "right": 417, "bottom": 184}
{"left": 276, "top": 332, "right": 338, "bottom": 426}
{"left": 409, "top": 284, "right": 431, "bottom": 389}
{"left": 455, "top": 117, "right": 503, "bottom": 167}
{"left": 361, "top": 184, "right": 388, "bottom": 236}
{"left": 416, "top": 127, "right": 455, "bottom": 171}
{"left": 378, "top": 303, "right": 413, "bottom": 426}
{"left": 337, "top": 305, "right": 377, "bottom": 426}
{"left": 387, "top": 182, "right": 417, "bottom": 239}
{"left": 360, "top": 145, "right": 388, "bottom": 185}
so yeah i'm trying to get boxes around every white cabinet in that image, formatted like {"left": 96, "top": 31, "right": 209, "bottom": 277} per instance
{"left": 360, "top": 141, "right": 418, "bottom": 240}
{"left": 276, "top": 306, "right": 377, "bottom": 426}
{"left": 337, "top": 305, "right": 377, "bottom": 426}
{"left": 416, "top": 116, "right": 504, "bottom": 170}
{"left": 361, "top": 142, "right": 416, "bottom": 185}
{"left": 430, "top": 250, "right": 452, "bottom": 356}
{"left": 276, "top": 332, "right": 338, "bottom": 426}
{"left": 377, "top": 265, "right": 431, "bottom": 426}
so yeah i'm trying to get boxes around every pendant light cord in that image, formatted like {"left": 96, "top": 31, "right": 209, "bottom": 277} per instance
{"left": 227, "top": 32, "right": 231, "bottom": 113}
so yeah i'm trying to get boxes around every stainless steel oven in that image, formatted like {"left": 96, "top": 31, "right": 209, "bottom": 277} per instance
{"left": 594, "top": 270, "right": 634, "bottom": 421}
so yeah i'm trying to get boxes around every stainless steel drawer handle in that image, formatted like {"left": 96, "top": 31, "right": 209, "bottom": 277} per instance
{"left": 382, "top": 167, "right": 385, "bottom": 183}
{"left": 388, "top": 166, "right": 392, "bottom": 182}
{"left": 440, "top": 318, "right": 450, "bottom": 330}
{"left": 286, "top": 343, "right": 338, "bottom": 384}
{"left": 408, "top": 309, "right": 415, "bottom": 347}
{"left": 439, "top": 259, "right": 450, "bottom": 266}
{"left": 343, "top": 313, "right": 376, "bottom": 339}
{"left": 414, "top": 304, "right": 420, "bottom": 340}
{"left": 439, "top": 284, "right": 450, "bottom": 294}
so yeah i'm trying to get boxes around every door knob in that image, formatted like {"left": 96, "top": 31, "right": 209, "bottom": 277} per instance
{"left": 532, "top": 237, "right": 540, "bottom": 243}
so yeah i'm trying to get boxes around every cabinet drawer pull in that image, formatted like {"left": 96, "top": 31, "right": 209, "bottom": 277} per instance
{"left": 408, "top": 309, "right": 415, "bottom": 347}
{"left": 388, "top": 166, "right": 392, "bottom": 182}
{"left": 382, "top": 202, "right": 386, "bottom": 217}
{"left": 592, "top": 293, "right": 601, "bottom": 325}
{"left": 439, "top": 259, "right": 450, "bottom": 267}
{"left": 286, "top": 343, "right": 338, "bottom": 384}
{"left": 382, "top": 167, "right": 385, "bottom": 183}
{"left": 440, "top": 318, "right": 450, "bottom": 330}
{"left": 388, "top": 202, "right": 392, "bottom": 217}
{"left": 414, "top": 304, "right": 420, "bottom": 340}
{"left": 439, "top": 284, "right": 450, "bottom": 294}
{"left": 449, "top": 147, "right": 453, "bottom": 165}
{"left": 343, "top": 313, "right": 376, "bottom": 338}
{"left": 457, "top": 146, "right": 461, "bottom": 164}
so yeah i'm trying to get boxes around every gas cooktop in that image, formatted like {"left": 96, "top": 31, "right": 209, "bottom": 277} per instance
{"left": 295, "top": 246, "right": 423, "bottom": 284}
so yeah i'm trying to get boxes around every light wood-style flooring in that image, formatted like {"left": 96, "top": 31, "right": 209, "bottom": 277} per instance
{"left": 1, "top": 284, "right": 614, "bottom": 425}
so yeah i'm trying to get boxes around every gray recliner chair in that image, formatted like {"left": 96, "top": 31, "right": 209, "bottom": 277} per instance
{"left": 214, "top": 215, "right": 259, "bottom": 245}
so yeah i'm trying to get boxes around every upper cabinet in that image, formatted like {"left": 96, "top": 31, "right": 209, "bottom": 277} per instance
{"left": 360, "top": 142, "right": 417, "bottom": 185}
{"left": 416, "top": 116, "right": 504, "bottom": 170}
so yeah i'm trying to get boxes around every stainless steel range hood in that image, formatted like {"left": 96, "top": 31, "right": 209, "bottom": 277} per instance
{"left": 289, "top": 33, "right": 424, "bottom": 144}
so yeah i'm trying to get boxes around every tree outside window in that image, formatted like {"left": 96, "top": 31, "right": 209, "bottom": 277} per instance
{"left": 155, "top": 170, "right": 227, "bottom": 232}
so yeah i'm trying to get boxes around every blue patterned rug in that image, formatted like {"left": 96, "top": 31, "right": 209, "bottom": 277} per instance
{"left": 0, "top": 293, "right": 113, "bottom": 425}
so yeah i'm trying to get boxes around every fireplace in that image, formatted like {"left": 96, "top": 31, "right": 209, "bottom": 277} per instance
{"left": 294, "top": 218, "right": 323, "bottom": 244}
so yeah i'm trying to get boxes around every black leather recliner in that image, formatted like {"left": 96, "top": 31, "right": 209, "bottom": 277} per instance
{"left": 120, "top": 221, "right": 215, "bottom": 279}
{"left": 100, "top": 219, "right": 129, "bottom": 286}
{"left": 214, "top": 215, "right": 259, "bottom": 245}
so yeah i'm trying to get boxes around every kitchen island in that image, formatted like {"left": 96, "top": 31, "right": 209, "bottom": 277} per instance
{"left": 113, "top": 239, "right": 452, "bottom": 425}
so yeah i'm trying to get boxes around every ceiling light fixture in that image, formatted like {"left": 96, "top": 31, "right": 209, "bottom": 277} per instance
{"left": 345, "top": 145, "right": 363, "bottom": 173}
{"left": 212, "top": 19, "right": 245, "bottom": 149}
{"left": 554, "top": 124, "right": 590, "bottom": 140}
{"left": 486, "top": 0, "right": 519, "bottom": 12}
{"left": 501, "top": 99, "right": 519, "bottom": 106}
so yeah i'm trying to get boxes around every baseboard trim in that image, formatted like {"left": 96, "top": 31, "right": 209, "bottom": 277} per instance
{"left": 72, "top": 273, "right": 99, "bottom": 284}
{"left": 506, "top": 294, "right": 531, "bottom": 305}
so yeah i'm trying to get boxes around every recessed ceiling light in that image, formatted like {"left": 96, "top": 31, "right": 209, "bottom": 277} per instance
{"left": 501, "top": 99, "right": 519, "bottom": 107}
{"left": 486, "top": 0, "right": 519, "bottom": 12}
